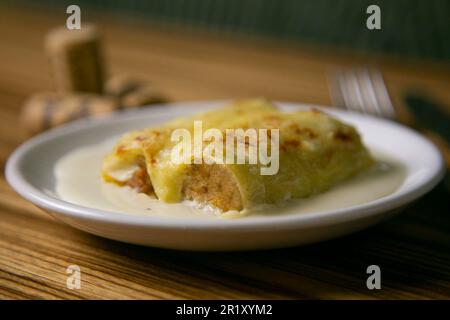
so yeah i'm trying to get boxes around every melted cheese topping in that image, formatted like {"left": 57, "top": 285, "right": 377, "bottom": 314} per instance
{"left": 101, "top": 99, "right": 374, "bottom": 212}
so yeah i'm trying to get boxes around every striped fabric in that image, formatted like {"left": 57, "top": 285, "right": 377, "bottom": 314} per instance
{"left": 6, "top": 0, "right": 450, "bottom": 61}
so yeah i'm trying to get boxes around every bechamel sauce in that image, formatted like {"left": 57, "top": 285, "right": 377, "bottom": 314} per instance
{"left": 54, "top": 139, "right": 406, "bottom": 219}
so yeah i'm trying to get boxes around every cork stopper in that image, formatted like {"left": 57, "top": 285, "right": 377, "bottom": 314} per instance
{"left": 20, "top": 93, "right": 118, "bottom": 137}
{"left": 105, "top": 75, "right": 168, "bottom": 108}
{"left": 45, "top": 24, "right": 105, "bottom": 94}
{"left": 121, "top": 86, "right": 167, "bottom": 108}
{"left": 21, "top": 26, "right": 170, "bottom": 138}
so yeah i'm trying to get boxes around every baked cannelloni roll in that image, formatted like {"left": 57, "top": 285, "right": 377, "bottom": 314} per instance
{"left": 102, "top": 99, "right": 373, "bottom": 213}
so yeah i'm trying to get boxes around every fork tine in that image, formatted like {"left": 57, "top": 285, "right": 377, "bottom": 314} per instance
{"left": 356, "top": 68, "right": 383, "bottom": 117}
{"left": 348, "top": 69, "right": 370, "bottom": 114}
{"left": 339, "top": 70, "right": 363, "bottom": 113}
{"left": 336, "top": 72, "right": 353, "bottom": 111}
{"left": 328, "top": 70, "right": 346, "bottom": 109}
{"left": 331, "top": 69, "right": 369, "bottom": 115}
{"left": 329, "top": 67, "right": 396, "bottom": 120}
{"left": 369, "top": 70, "right": 396, "bottom": 119}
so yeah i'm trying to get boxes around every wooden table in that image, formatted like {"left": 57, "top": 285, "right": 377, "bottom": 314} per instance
{"left": 1, "top": 7, "right": 450, "bottom": 299}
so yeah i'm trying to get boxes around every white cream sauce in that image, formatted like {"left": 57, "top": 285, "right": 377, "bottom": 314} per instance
{"left": 55, "top": 139, "right": 406, "bottom": 219}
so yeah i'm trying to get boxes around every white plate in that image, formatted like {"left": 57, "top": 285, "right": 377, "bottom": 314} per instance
{"left": 6, "top": 101, "right": 445, "bottom": 251}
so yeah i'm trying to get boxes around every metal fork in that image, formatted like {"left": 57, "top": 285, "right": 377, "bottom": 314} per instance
{"left": 328, "top": 68, "right": 396, "bottom": 120}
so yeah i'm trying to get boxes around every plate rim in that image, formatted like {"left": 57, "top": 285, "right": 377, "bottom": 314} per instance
{"left": 5, "top": 100, "right": 445, "bottom": 231}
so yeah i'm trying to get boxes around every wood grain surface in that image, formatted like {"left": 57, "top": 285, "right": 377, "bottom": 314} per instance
{"left": 1, "top": 7, "right": 450, "bottom": 300}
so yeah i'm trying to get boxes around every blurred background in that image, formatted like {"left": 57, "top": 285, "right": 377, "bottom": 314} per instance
{"left": 6, "top": 0, "right": 450, "bottom": 61}
{"left": 0, "top": 0, "right": 449, "bottom": 149}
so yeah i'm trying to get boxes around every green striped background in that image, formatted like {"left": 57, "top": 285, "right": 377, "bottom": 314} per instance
{"left": 6, "top": 0, "right": 450, "bottom": 61}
